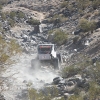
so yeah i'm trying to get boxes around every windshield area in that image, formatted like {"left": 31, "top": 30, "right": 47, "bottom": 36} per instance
{"left": 38, "top": 45, "right": 52, "bottom": 54}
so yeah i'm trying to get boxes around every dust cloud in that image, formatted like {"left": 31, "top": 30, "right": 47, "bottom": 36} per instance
{"left": 2, "top": 53, "right": 59, "bottom": 91}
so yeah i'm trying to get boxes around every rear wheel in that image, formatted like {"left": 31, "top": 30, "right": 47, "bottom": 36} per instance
{"left": 53, "top": 58, "right": 60, "bottom": 69}
{"left": 57, "top": 53, "right": 63, "bottom": 63}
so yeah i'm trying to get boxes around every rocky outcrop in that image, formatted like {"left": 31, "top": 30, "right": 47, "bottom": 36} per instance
{"left": 52, "top": 74, "right": 89, "bottom": 96}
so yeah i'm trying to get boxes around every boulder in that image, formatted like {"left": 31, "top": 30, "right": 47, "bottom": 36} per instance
{"left": 53, "top": 77, "right": 63, "bottom": 85}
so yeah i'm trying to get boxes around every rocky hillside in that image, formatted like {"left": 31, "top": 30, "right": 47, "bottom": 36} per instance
{"left": 0, "top": 0, "right": 100, "bottom": 100}
{"left": 0, "top": 0, "right": 100, "bottom": 54}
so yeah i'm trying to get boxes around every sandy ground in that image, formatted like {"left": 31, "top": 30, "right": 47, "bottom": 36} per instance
{"left": 1, "top": 53, "right": 59, "bottom": 100}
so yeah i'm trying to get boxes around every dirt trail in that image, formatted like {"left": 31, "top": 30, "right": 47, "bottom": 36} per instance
{"left": 2, "top": 53, "right": 59, "bottom": 100}
{"left": 2, "top": 2, "right": 45, "bottom": 21}
{"left": 2, "top": 0, "right": 46, "bottom": 35}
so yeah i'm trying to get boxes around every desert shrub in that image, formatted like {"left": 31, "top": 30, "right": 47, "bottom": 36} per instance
{"left": 93, "top": 10, "right": 100, "bottom": 16}
{"left": 47, "top": 14, "right": 67, "bottom": 24}
{"left": 9, "top": 11, "right": 16, "bottom": 19}
{"left": 47, "top": 17, "right": 59, "bottom": 24}
{"left": 79, "top": 18, "right": 96, "bottom": 32}
{"left": 76, "top": 0, "right": 91, "bottom": 10}
{"left": 79, "top": 19, "right": 90, "bottom": 32}
{"left": 89, "top": 20, "right": 97, "bottom": 32}
{"left": 0, "top": 12, "right": 7, "bottom": 20}
{"left": 87, "top": 61, "right": 100, "bottom": 83}
{"left": 83, "top": 13, "right": 92, "bottom": 19}
{"left": 8, "top": 19, "right": 15, "bottom": 27}
{"left": 88, "top": 81, "right": 100, "bottom": 100}
{"left": 0, "top": 35, "right": 21, "bottom": 66}
{"left": 28, "top": 86, "right": 59, "bottom": 100}
{"left": 8, "top": 39, "right": 21, "bottom": 54}
{"left": 28, "top": 88, "right": 41, "bottom": 100}
{"left": 0, "top": 4, "right": 2, "bottom": 9}
{"left": 17, "top": 11, "right": 25, "bottom": 19}
{"left": 0, "top": 12, "right": 15, "bottom": 27}
{"left": 27, "top": 18, "right": 40, "bottom": 25}
{"left": 60, "top": 1, "right": 68, "bottom": 8}
{"left": 9, "top": 11, "right": 25, "bottom": 19}
{"left": 0, "top": 22, "right": 4, "bottom": 32}
{"left": 68, "top": 82, "right": 100, "bottom": 100}
{"left": 73, "top": 36, "right": 80, "bottom": 44}
{"left": 68, "top": 95, "right": 83, "bottom": 100}
{"left": 50, "top": 29, "right": 68, "bottom": 45}
{"left": 0, "top": 0, "right": 8, "bottom": 5}
{"left": 92, "top": 0, "right": 100, "bottom": 9}
{"left": 68, "top": 4, "right": 75, "bottom": 12}
{"left": 48, "top": 29, "right": 55, "bottom": 35}
{"left": 61, "top": 64, "right": 82, "bottom": 78}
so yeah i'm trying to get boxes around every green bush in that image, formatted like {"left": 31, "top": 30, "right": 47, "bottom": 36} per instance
{"left": 50, "top": 29, "right": 68, "bottom": 45}
{"left": 9, "top": 11, "right": 16, "bottom": 19}
{"left": 79, "top": 18, "right": 96, "bottom": 32}
{"left": 61, "top": 64, "right": 82, "bottom": 78}
{"left": 17, "top": 11, "right": 25, "bottom": 19}
{"left": 9, "top": 11, "right": 25, "bottom": 20}
{"left": 27, "top": 18, "right": 40, "bottom": 25}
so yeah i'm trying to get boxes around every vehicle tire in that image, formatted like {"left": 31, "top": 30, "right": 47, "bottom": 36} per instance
{"left": 31, "top": 59, "right": 40, "bottom": 70}
{"left": 53, "top": 58, "right": 60, "bottom": 69}
{"left": 57, "top": 53, "right": 63, "bottom": 63}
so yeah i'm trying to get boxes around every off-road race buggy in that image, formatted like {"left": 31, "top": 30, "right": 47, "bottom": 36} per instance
{"left": 31, "top": 44, "right": 62, "bottom": 69}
